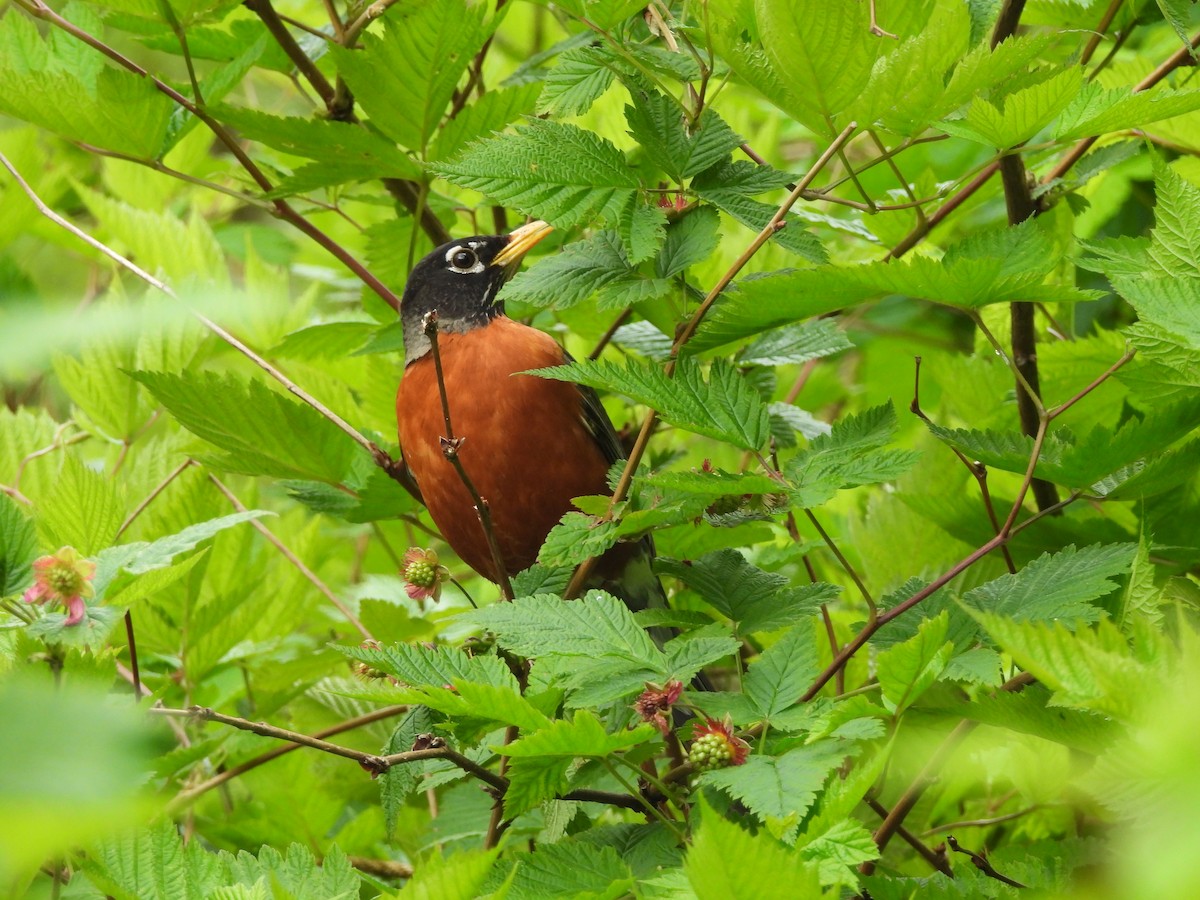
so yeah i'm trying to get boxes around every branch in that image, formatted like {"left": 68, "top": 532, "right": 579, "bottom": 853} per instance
{"left": 0, "top": 148, "right": 422, "bottom": 503}
{"left": 245, "top": 0, "right": 337, "bottom": 108}
{"left": 12, "top": 0, "right": 403, "bottom": 312}
{"left": 564, "top": 122, "right": 861, "bottom": 599}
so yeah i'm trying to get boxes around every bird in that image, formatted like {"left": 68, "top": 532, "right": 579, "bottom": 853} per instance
{"left": 394, "top": 220, "right": 667, "bottom": 614}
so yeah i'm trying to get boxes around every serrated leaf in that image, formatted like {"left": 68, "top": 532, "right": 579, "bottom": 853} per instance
{"left": 743, "top": 624, "right": 819, "bottom": 719}
{"left": 656, "top": 207, "right": 721, "bottom": 279}
{"left": 463, "top": 592, "right": 662, "bottom": 669}
{"left": 502, "top": 230, "right": 669, "bottom": 311}
{"left": 692, "top": 161, "right": 827, "bottom": 263}
{"left": 685, "top": 795, "right": 820, "bottom": 899}
{"left": 330, "top": 3, "right": 489, "bottom": 152}
{"left": 531, "top": 356, "right": 771, "bottom": 450}
{"left": 85, "top": 820, "right": 223, "bottom": 900}
{"left": 0, "top": 15, "right": 173, "bottom": 157}
{"left": 876, "top": 611, "right": 953, "bottom": 714}
{"left": 132, "top": 370, "right": 359, "bottom": 483}
{"left": 739, "top": 319, "right": 852, "bottom": 367}
{"left": 798, "top": 818, "right": 878, "bottom": 886}
{"left": 1055, "top": 84, "right": 1200, "bottom": 141}
{"left": 432, "top": 81, "right": 542, "bottom": 162}
{"left": 500, "top": 841, "right": 633, "bottom": 899}
{"left": 431, "top": 120, "right": 639, "bottom": 228}
{"left": 338, "top": 642, "right": 519, "bottom": 691}
{"left": 962, "top": 543, "right": 1135, "bottom": 625}
{"left": 700, "top": 742, "right": 846, "bottom": 840}
{"left": 786, "top": 403, "right": 920, "bottom": 508}
{"left": 754, "top": 0, "right": 879, "bottom": 138}
{"left": 37, "top": 455, "right": 123, "bottom": 557}
{"left": 617, "top": 201, "right": 667, "bottom": 264}
{"left": 213, "top": 104, "right": 420, "bottom": 178}
{"left": 538, "top": 511, "right": 622, "bottom": 568}
{"left": 625, "top": 89, "right": 743, "bottom": 181}
{"left": 537, "top": 45, "right": 615, "bottom": 116}
{"left": 0, "top": 493, "right": 37, "bottom": 596}
{"left": 948, "top": 66, "right": 1082, "bottom": 147}
{"left": 393, "top": 847, "right": 497, "bottom": 900}
{"left": 657, "top": 550, "right": 838, "bottom": 635}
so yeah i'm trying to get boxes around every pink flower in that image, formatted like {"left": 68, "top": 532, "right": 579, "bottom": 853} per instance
{"left": 635, "top": 680, "right": 685, "bottom": 735}
{"left": 23, "top": 546, "right": 96, "bottom": 626}
{"left": 402, "top": 547, "right": 448, "bottom": 604}
{"left": 689, "top": 716, "right": 750, "bottom": 771}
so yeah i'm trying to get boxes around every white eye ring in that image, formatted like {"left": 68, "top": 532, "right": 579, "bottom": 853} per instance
{"left": 445, "top": 245, "right": 484, "bottom": 274}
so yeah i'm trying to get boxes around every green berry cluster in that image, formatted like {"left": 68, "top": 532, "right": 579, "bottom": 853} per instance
{"left": 405, "top": 560, "right": 437, "bottom": 588}
{"left": 689, "top": 733, "right": 736, "bottom": 771}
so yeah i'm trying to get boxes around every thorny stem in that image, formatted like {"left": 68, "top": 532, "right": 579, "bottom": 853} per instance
{"left": 423, "top": 313, "right": 515, "bottom": 602}
{"left": 946, "top": 835, "right": 1029, "bottom": 888}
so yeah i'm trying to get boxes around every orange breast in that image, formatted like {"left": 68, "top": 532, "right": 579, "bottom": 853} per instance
{"left": 396, "top": 318, "right": 612, "bottom": 581}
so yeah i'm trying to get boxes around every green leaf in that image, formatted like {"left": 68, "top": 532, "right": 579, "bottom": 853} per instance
{"left": 0, "top": 493, "right": 37, "bottom": 596}
{"left": 393, "top": 848, "right": 497, "bottom": 900}
{"left": 700, "top": 742, "right": 846, "bottom": 841}
{"left": 86, "top": 819, "right": 219, "bottom": 900}
{"left": 131, "top": 370, "right": 359, "bottom": 483}
{"left": 962, "top": 543, "right": 1135, "bottom": 624}
{"left": 692, "top": 161, "right": 827, "bottom": 263}
{"left": 431, "top": 82, "right": 542, "bottom": 162}
{"left": 499, "top": 841, "right": 634, "bottom": 899}
{"left": 501, "top": 711, "right": 656, "bottom": 816}
{"left": 220, "top": 843, "right": 360, "bottom": 900}
{"left": 754, "top": 0, "right": 879, "bottom": 137}
{"left": 739, "top": 319, "right": 853, "bottom": 367}
{"left": 797, "top": 818, "right": 878, "bottom": 887}
{"left": 616, "top": 200, "right": 667, "bottom": 264}
{"left": 1055, "top": 84, "right": 1200, "bottom": 142}
{"left": 338, "top": 642, "right": 519, "bottom": 691}
{"left": 693, "top": 220, "right": 1096, "bottom": 350}
{"left": 536, "top": 46, "right": 615, "bottom": 116}
{"left": 431, "top": 120, "right": 639, "bottom": 229}
{"left": 530, "top": 356, "right": 772, "bottom": 450}
{"left": 743, "top": 624, "right": 820, "bottom": 719}
{"left": 95, "top": 511, "right": 271, "bottom": 594}
{"left": 329, "top": 2, "right": 490, "bottom": 153}
{"left": 625, "top": 89, "right": 743, "bottom": 181}
{"left": 685, "top": 795, "right": 820, "bottom": 899}
{"left": 657, "top": 550, "right": 838, "bottom": 635}
{"left": 656, "top": 207, "right": 721, "bottom": 279}
{"left": 786, "top": 403, "right": 921, "bottom": 508}
{"left": 946, "top": 66, "right": 1082, "bottom": 147}
{"left": 1156, "top": 0, "right": 1197, "bottom": 51}
{"left": 538, "top": 512, "right": 621, "bottom": 568}
{"left": 37, "top": 454, "right": 124, "bottom": 557}
{"left": 970, "top": 614, "right": 1158, "bottom": 721}
{"left": 212, "top": 105, "right": 421, "bottom": 180}
{"left": 875, "top": 611, "right": 953, "bottom": 714}
{"left": 463, "top": 592, "right": 661, "bottom": 669}
{"left": 502, "top": 231, "right": 669, "bottom": 311}
{"left": 0, "top": 14, "right": 173, "bottom": 157}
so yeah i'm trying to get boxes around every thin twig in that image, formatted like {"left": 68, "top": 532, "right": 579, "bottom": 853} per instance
{"left": 924, "top": 806, "right": 1045, "bottom": 836}
{"left": 0, "top": 148, "right": 422, "bottom": 502}
{"left": 946, "top": 835, "right": 1029, "bottom": 888}
{"left": 865, "top": 796, "right": 951, "bottom": 876}
{"left": 1080, "top": 0, "right": 1125, "bottom": 66}
{"left": 564, "top": 122, "right": 860, "bottom": 599}
{"left": 245, "top": 0, "right": 337, "bottom": 108}
{"left": 422, "top": 313, "right": 514, "bottom": 601}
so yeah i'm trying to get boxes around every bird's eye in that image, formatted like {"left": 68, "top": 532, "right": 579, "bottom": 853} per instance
{"left": 447, "top": 247, "right": 479, "bottom": 273}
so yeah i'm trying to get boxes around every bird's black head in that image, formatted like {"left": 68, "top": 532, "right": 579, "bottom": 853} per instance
{"left": 400, "top": 220, "right": 553, "bottom": 365}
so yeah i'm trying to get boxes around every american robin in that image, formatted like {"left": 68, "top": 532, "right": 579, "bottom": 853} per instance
{"left": 395, "top": 220, "right": 666, "bottom": 612}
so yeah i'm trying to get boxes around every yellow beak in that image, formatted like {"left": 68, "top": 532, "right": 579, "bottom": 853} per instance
{"left": 491, "top": 220, "right": 554, "bottom": 269}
